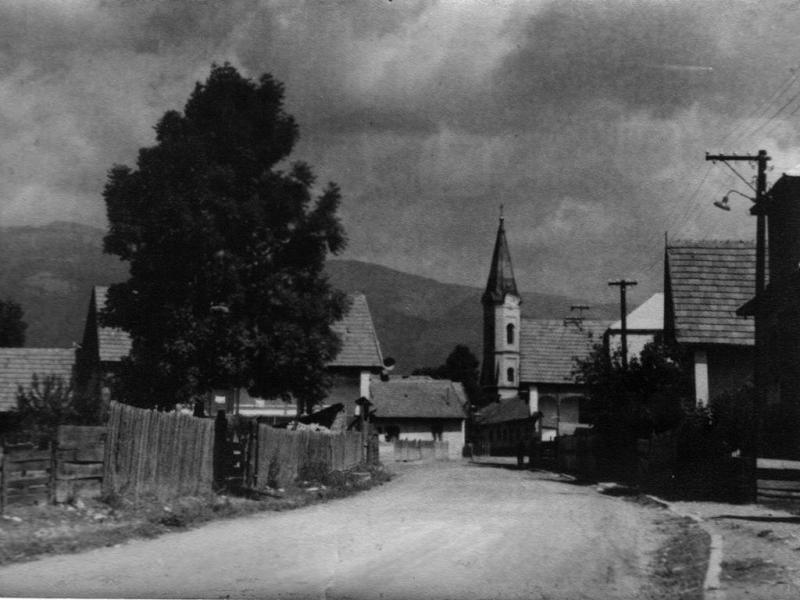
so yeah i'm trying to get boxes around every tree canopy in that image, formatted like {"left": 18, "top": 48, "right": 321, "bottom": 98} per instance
{"left": 574, "top": 340, "right": 692, "bottom": 441}
{"left": 413, "top": 344, "right": 481, "bottom": 408}
{"left": 0, "top": 298, "right": 26, "bottom": 347}
{"left": 102, "top": 64, "right": 348, "bottom": 410}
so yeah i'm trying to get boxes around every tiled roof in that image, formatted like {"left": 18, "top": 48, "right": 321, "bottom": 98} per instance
{"left": 93, "top": 287, "right": 383, "bottom": 369}
{"left": 519, "top": 319, "right": 607, "bottom": 384}
{"left": 666, "top": 241, "right": 755, "bottom": 346}
{"left": 329, "top": 293, "right": 384, "bottom": 368}
{"left": 475, "top": 396, "right": 533, "bottom": 425}
{"left": 94, "top": 286, "right": 133, "bottom": 362}
{"left": 0, "top": 348, "right": 75, "bottom": 411}
{"left": 609, "top": 293, "right": 664, "bottom": 331}
{"left": 369, "top": 376, "right": 467, "bottom": 419}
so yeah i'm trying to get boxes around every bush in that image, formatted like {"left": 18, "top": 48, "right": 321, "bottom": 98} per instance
{"left": 15, "top": 375, "right": 103, "bottom": 443}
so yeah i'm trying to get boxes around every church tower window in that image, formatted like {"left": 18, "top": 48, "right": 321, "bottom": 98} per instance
{"left": 506, "top": 323, "right": 515, "bottom": 345}
{"left": 507, "top": 367, "right": 515, "bottom": 383}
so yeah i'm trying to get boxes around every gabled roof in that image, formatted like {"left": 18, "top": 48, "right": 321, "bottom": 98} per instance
{"left": 369, "top": 376, "right": 467, "bottom": 419}
{"left": 94, "top": 287, "right": 133, "bottom": 363}
{"left": 475, "top": 396, "right": 534, "bottom": 425}
{"left": 483, "top": 217, "right": 519, "bottom": 303}
{"left": 666, "top": 241, "right": 755, "bottom": 346}
{"left": 0, "top": 348, "right": 75, "bottom": 411}
{"left": 609, "top": 293, "right": 663, "bottom": 332}
{"left": 519, "top": 319, "right": 607, "bottom": 384}
{"left": 329, "top": 293, "right": 384, "bottom": 368}
{"left": 92, "top": 287, "right": 383, "bottom": 369}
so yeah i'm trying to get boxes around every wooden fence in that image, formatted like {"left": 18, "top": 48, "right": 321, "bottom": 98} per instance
{"left": 757, "top": 458, "right": 800, "bottom": 504}
{"left": 244, "top": 425, "right": 363, "bottom": 491}
{"left": 393, "top": 440, "right": 449, "bottom": 462}
{"left": 0, "top": 446, "right": 52, "bottom": 511}
{"left": 103, "top": 402, "right": 215, "bottom": 501}
{"left": 55, "top": 426, "right": 106, "bottom": 503}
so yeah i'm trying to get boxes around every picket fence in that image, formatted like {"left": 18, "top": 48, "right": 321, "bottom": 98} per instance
{"left": 244, "top": 425, "right": 363, "bottom": 491}
{"left": 393, "top": 440, "right": 449, "bottom": 462}
{"left": 103, "top": 402, "right": 215, "bottom": 501}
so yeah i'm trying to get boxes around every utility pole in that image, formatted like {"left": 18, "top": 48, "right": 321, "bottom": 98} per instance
{"left": 608, "top": 279, "right": 637, "bottom": 367}
{"left": 706, "top": 149, "right": 770, "bottom": 503}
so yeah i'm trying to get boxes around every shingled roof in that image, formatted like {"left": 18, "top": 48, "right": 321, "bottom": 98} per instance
{"left": 94, "top": 287, "right": 133, "bottom": 362}
{"left": 0, "top": 348, "right": 75, "bottom": 411}
{"left": 475, "top": 396, "right": 534, "bottom": 425}
{"left": 329, "top": 293, "right": 383, "bottom": 368}
{"left": 519, "top": 319, "right": 607, "bottom": 384}
{"left": 665, "top": 241, "right": 755, "bottom": 346}
{"left": 369, "top": 377, "right": 467, "bottom": 419}
{"left": 92, "top": 287, "right": 383, "bottom": 369}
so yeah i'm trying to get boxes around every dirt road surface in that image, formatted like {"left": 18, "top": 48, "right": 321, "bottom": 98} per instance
{"left": 0, "top": 461, "right": 671, "bottom": 599}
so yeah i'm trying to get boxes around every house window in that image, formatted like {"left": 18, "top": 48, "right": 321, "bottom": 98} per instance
{"left": 432, "top": 422, "right": 443, "bottom": 441}
{"left": 506, "top": 323, "right": 515, "bottom": 345}
{"left": 507, "top": 367, "right": 515, "bottom": 383}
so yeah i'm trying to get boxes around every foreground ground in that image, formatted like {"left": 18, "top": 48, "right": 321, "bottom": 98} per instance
{"left": 0, "top": 460, "right": 699, "bottom": 600}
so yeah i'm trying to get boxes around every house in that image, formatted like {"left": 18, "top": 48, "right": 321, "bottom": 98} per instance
{"left": 369, "top": 376, "right": 467, "bottom": 459}
{"left": 472, "top": 394, "right": 539, "bottom": 455}
{"left": 737, "top": 173, "right": 800, "bottom": 456}
{"left": 664, "top": 240, "right": 755, "bottom": 405}
{"left": 0, "top": 347, "right": 76, "bottom": 413}
{"left": 75, "top": 286, "right": 131, "bottom": 401}
{"left": 76, "top": 286, "right": 384, "bottom": 419}
{"left": 605, "top": 293, "right": 664, "bottom": 361}
{"left": 476, "top": 217, "right": 609, "bottom": 447}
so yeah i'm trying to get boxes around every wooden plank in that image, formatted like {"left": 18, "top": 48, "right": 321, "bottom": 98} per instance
{"left": 5, "top": 449, "right": 51, "bottom": 462}
{"left": 55, "top": 478, "right": 102, "bottom": 503}
{"left": 757, "top": 468, "right": 800, "bottom": 481}
{"left": 57, "top": 426, "right": 106, "bottom": 450}
{"left": 57, "top": 461, "right": 104, "bottom": 479}
{"left": 57, "top": 445, "right": 106, "bottom": 463}
{"left": 6, "top": 476, "right": 50, "bottom": 489}
{"left": 5, "top": 458, "right": 52, "bottom": 472}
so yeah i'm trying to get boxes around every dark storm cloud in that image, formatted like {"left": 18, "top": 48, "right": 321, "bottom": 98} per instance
{"left": 2, "top": 0, "right": 800, "bottom": 302}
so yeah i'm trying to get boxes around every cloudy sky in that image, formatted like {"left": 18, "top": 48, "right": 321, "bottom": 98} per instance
{"left": 2, "top": 0, "right": 800, "bottom": 307}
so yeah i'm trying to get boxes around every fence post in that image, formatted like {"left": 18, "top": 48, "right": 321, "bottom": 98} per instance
{"left": 213, "top": 410, "right": 229, "bottom": 491}
{"left": 0, "top": 448, "right": 5, "bottom": 514}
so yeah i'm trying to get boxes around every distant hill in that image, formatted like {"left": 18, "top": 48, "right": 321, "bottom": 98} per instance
{"left": 0, "top": 222, "right": 128, "bottom": 348}
{"left": 325, "top": 259, "right": 617, "bottom": 373}
{"left": 0, "top": 223, "right": 617, "bottom": 372}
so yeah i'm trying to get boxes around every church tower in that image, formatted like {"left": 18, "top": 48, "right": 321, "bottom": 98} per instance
{"left": 481, "top": 214, "right": 521, "bottom": 400}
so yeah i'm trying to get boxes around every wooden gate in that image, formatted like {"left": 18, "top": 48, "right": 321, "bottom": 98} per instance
{"left": 1, "top": 445, "right": 52, "bottom": 510}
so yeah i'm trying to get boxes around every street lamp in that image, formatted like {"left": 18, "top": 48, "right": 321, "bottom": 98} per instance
{"left": 714, "top": 189, "right": 755, "bottom": 212}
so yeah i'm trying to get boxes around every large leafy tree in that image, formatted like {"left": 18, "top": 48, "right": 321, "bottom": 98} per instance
{"left": 413, "top": 344, "right": 481, "bottom": 409}
{"left": 0, "top": 298, "right": 26, "bottom": 347}
{"left": 102, "top": 64, "right": 348, "bottom": 411}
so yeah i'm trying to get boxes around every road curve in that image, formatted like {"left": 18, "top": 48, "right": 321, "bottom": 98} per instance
{"left": 0, "top": 461, "right": 667, "bottom": 599}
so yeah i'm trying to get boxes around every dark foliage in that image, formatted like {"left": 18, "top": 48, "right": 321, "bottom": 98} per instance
{"left": 102, "top": 64, "right": 348, "bottom": 411}
{"left": 15, "top": 375, "right": 103, "bottom": 442}
{"left": 413, "top": 344, "right": 481, "bottom": 407}
{"left": 574, "top": 340, "right": 692, "bottom": 447}
{"left": 0, "top": 298, "right": 26, "bottom": 347}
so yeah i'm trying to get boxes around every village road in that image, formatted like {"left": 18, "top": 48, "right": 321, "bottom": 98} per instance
{"left": 0, "top": 461, "right": 670, "bottom": 599}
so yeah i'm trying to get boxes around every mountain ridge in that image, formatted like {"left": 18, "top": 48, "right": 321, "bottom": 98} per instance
{"left": 0, "top": 222, "right": 617, "bottom": 373}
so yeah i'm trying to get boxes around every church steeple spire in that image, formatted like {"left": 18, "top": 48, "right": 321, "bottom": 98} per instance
{"left": 480, "top": 211, "right": 522, "bottom": 399}
{"left": 483, "top": 213, "right": 519, "bottom": 304}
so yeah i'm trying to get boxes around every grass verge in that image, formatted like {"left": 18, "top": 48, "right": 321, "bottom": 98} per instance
{"left": 0, "top": 464, "right": 391, "bottom": 566}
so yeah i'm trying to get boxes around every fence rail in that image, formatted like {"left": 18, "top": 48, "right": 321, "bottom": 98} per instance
{"left": 55, "top": 426, "right": 106, "bottom": 503}
{"left": 103, "top": 402, "right": 215, "bottom": 501}
{"left": 0, "top": 446, "right": 52, "bottom": 511}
